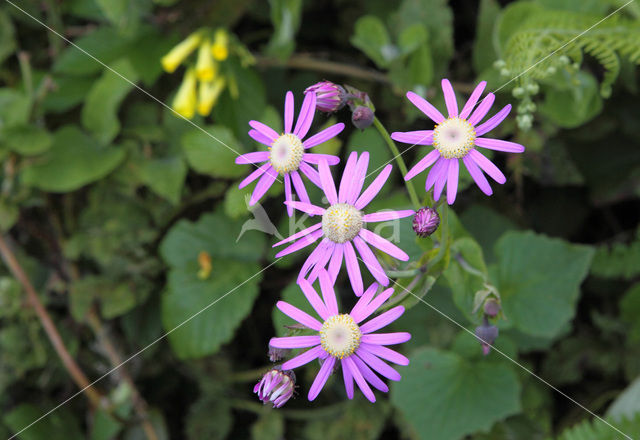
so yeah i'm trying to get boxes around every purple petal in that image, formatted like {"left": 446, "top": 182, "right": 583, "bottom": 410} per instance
{"left": 446, "top": 159, "right": 459, "bottom": 205}
{"left": 342, "top": 360, "right": 354, "bottom": 399}
{"left": 347, "top": 152, "right": 370, "bottom": 204}
{"left": 354, "top": 164, "right": 392, "bottom": 210}
{"left": 441, "top": 79, "right": 458, "bottom": 118}
{"left": 343, "top": 356, "right": 376, "bottom": 402}
{"left": 248, "top": 129, "right": 275, "bottom": 147}
{"left": 350, "top": 283, "right": 380, "bottom": 323}
{"left": 357, "top": 288, "right": 394, "bottom": 323}
{"left": 284, "top": 91, "right": 294, "bottom": 133}
{"left": 433, "top": 159, "right": 450, "bottom": 201}
{"left": 308, "top": 356, "right": 335, "bottom": 401}
{"left": 284, "top": 173, "right": 293, "bottom": 217}
{"left": 468, "top": 149, "right": 506, "bottom": 184}
{"left": 363, "top": 210, "right": 414, "bottom": 223}
{"left": 475, "top": 104, "right": 511, "bottom": 136}
{"left": 294, "top": 91, "right": 316, "bottom": 138}
{"left": 283, "top": 200, "right": 325, "bottom": 216}
{"left": 390, "top": 130, "right": 434, "bottom": 145}
{"left": 404, "top": 149, "right": 440, "bottom": 181}
{"left": 273, "top": 222, "right": 322, "bottom": 247}
{"left": 303, "top": 153, "right": 340, "bottom": 165}
{"left": 359, "top": 229, "right": 409, "bottom": 261}
{"left": 360, "top": 306, "right": 405, "bottom": 334}
{"left": 299, "top": 238, "right": 331, "bottom": 280}
{"left": 361, "top": 332, "right": 411, "bottom": 346}
{"left": 318, "top": 160, "right": 338, "bottom": 204}
{"left": 275, "top": 228, "right": 324, "bottom": 257}
{"left": 276, "top": 301, "right": 322, "bottom": 330}
{"left": 270, "top": 335, "right": 321, "bottom": 349}
{"left": 425, "top": 157, "right": 445, "bottom": 191}
{"left": 239, "top": 162, "right": 269, "bottom": 189}
{"left": 475, "top": 137, "right": 525, "bottom": 153}
{"left": 327, "top": 243, "right": 344, "bottom": 283}
{"left": 463, "top": 155, "right": 492, "bottom": 196}
{"left": 249, "top": 120, "right": 279, "bottom": 141}
{"left": 235, "top": 151, "right": 270, "bottom": 165}
{"left": 303, "top": 123, "right": 345, "bottom": 149}
{"left": 299, "top": 278, "right": 330, "bottom": 320}
{"left": 352, "top": 355, "right": 388, "bottom": 392}
{"left": 282, "top": 345, "right": 324, "bottom": 370}
{"left": 468, "top": 93, "right": 495, "bottom": 126}
{"left": 344, "top": 241, "right": 364, "bottom": 296}
{"left": 359, "top": 342, "right": 409, "bottom": 366}
{"left": 353, "top": 236, "right": 388, "bottom": 286}
{"left": 459, "top": 81, "right": 486, "bottom": 119}
{"left": 339, "top": 152, "right": 358, "bottom": 203}
{"left": 299, "top": 161, "right": 322, "bottom": 188}
{"left": 406, "top": 91, "right": 445, "bottom": 124}
{"left": 249, "top": 166, "right": 278, "bottom": 205}
{"left": 307, "top": 241, "right": 336, "bottom": 282}
{"left": 356, "top": 348, "right": 401, "bottom": 381}
{"left": 319, "top": 270, "right": 339, "bottom": 316}
{"left": 290, "top": 170, "right": 310, "bottom": 203}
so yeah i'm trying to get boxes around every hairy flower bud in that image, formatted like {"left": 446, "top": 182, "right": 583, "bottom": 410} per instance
{"left": 412, "top": 207, "right": 440, "bottom": 237}
{"left": 254, "top": 368, "right": 296, "bottom": 408}
{"left": 305, "top": 81, "right": 346, "bottom": 113}
{"left": 351, "top": 106, "right": 374, "bottom": 130}
{"left": 483, "top": 298, "right": 501, "bottom": 317}
{"left": 475, "top": 322, "right": 499, "bottom": 356}
{"left": 268, "top": 345, "right": 290, "bottom": 362}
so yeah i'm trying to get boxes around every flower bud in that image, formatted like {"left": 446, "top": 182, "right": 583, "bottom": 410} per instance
{"left": 254, "top": 368, "right": 296, "bottom": 408}
{"left": 412, "top": 207, "right": 440, "bottom": 237}
{"left": 197, "top": 76, "right": 226, "bottom": 116}
{"left": 475, "top": 322, "right": 499, "bottom": 356}
{"left": 195, "top": 39, "right": 217, "bottom": 81}
{"left": 304, "top": 81, "right": 346, "bottom": 113}
{"left": 172, "top": 68, "right": 197, "bottom": 119}
{"left": 351, "top": 106, "right": 374, "bottom": 130}
{"left": 161, "top": 31, "right": 203, "bottom": 73}
{"left": 211, "top": 29, "right": 229, "bottom": 61}
{"left": 268, "top": 345, "right": 290, "bottom": 362}
{"left": 483, "top": 298, "right": 500, "bottom": 317}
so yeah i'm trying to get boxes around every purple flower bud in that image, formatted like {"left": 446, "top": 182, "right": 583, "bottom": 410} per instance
{"left": 268, "top": 345, "right": 290, "bottom": 362}
{"left": 413, "top": 207, "right": 440, "bottom": 237}
{"left": 475, "top": 323, "right": 499, "bottom": 356}
{"left": 351, "top": 106, "right": 374, "bottom": 130}
{"left": 483, "top": 298, "right": 501, "bottom": 317}
{"left": 253, "top": 367, "right": 296, "bottom": 408}
{"left": 304, "top": 81, "right": 346, "bottom": 113}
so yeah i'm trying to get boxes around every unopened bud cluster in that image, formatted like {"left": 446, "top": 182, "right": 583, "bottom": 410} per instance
{"left": 475, "top": 298, "right": 501, "bottom": 355}
{"left": 412, "top": 206, "right": 440, "bottom": 237}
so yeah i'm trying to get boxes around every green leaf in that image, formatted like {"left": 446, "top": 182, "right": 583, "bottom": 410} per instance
{"left": 182, "top": 125, "right": 246, "bottom": 178}
{"left": 607, "top": 375, "right": 640, "bottom": 422}
{"left": 591, "top": 227, "right": 640, "bottom": 280}
{"left": 620, "top": 283, "right": 640, "bottom": 344}
{"left": 95, "top": 0, "right": 152, "bottom": 35}
{"left": 160, "top": 211, "right": 266, "bottom": 358}
{"left": 391, "top": 347, "right": 521, "bottom": 440}
{"left": 136, "top": 156, "right": 187, "bottom": 204}
{"left": 493, "top": 231, "right": 594, "bottom": 338}
{"left": 445, "top": 237, "right": 489, "bottom": 322}
{"left": 70, "top": 276, "right": 147, "bottom": 320}
{"left": 185, "top": 396, "right": 232, "bottom": 440}
{"left": 126, "top": 27, "right": 179, "bottom": 86}
{"left": 351, "top": 15, "right": 395, "bottom": 68}
{"left": 266, "top": 0, "right": 303, "bottom": 60}
{"left": 0, "top": 199, "right": 18, "bottom": 231}
{"left": 397, "top": 24, "right": 428, "bottom": 55}
{"left": 473, "top": 0, "right": 501, "bottom": 73}
{"left": 0, "top": 88, "right": 30, "bottom": 129}
{"left": 552, "top": 413, "right": 640, "bottom": 440}
{"left": 1, "top": 125, "right": 52, "bottom": 155}
{"left": 43, "top": 75, "right": 95, "bottom": 113}
{"left": 3, "top": 404, "right": 83, "bottom": 440}
{"left": 0, "top": 9, "right": 16, "bottom": 65}
{"left": 21, "top": 125, "right": 126, "bottom": 192}
{"left": 251, "top": 413, "right": 284, "bottom": 440}
{"left": 304, "top": 401, "right": 391, "bottom": 440}
{"left": 82, "top": 59, "right": 139, "bottom": 145}
{"left": 539, "top": 71, "right": 603, "bottom": 128}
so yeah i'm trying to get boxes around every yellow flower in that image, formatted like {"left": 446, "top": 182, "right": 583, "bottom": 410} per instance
{"left": 197, "top": 76, "right": 226, "bottom": 116}
{"left": 197, "top": 251, "right": 212, "bottom": 280}
{"left": 161, "top": 31, "right": 203, "bottom": 73}
{"left": 211, "top": 29, "right": 229, "bottom": 61}
{"left": 196, "top": 39, "right": 218, "bottom": 81}
{"left": 172, "top": 68, "right": 197, "bottom": 118}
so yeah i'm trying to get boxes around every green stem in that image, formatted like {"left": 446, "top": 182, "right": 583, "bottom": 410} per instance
{"left": 386, "top": 268, "right": 420, "bottom": 278}
{"left": 430, "top": 204, "right": 449, "bottom": 267}
{"left": 229, "top": 366, "right": 273, "bottom": 383}
{"left": 373, "top": 117, "right": 421, "bottom": 210}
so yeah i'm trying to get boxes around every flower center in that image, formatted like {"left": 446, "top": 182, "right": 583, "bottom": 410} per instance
{"left": 322, "top": 203, "right": 363, "bottom": 243}
{"left": 270, "top": 133, "right": 304, "bottom": 175}
{"left": 432, "top": 117, "right": 476, "bottom": 159}
{"left": 320, "top": 314, "right": 362, "bottom": 359}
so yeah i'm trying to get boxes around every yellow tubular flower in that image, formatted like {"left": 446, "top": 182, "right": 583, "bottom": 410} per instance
{"left": 172, "top": 68, "right": 197, "bottom": 119}
{"left": 210, "top": 29, "right": 229, "bottom": 61}
{"left": 197, "top": 76, "right": 226, "bottom": 116}
{"left": 196, "top": 39, "right": 217, "bottom": 81}
{"left": 161, "top": 31, "right": 203, "bottom": 73}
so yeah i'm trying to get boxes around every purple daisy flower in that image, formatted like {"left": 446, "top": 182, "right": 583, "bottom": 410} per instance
{"left": 270, "top": 271, "right": 411, "bottom": 402}
{"left": 391, "top": 79, "right": 525, "bottom": 204}
{"left": 236, "top": 91, "right": 345, "bottom": 216}
{"left": 273, "top": 152, "right": 414, "bottom": 296}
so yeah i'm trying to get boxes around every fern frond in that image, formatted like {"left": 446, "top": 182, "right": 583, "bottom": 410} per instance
{"left": 552, "top": 413, "right": 640, "bottom": 440}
